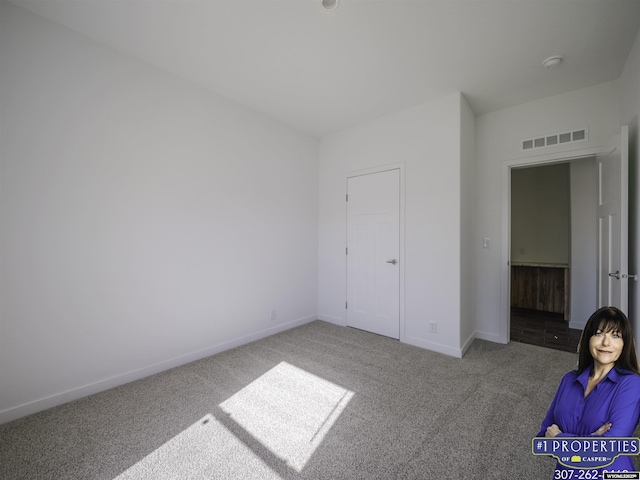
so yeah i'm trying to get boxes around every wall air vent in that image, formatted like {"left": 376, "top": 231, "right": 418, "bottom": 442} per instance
{"left": 521, "top": 127, "right": 588, "bottom": 151}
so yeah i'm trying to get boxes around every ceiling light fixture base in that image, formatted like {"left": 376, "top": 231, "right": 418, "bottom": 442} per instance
{"left": 542, "top": 55, "right": 564, "bottom": 69}
{"left": 321, "top": 0, "right": 339, "bottom": 11}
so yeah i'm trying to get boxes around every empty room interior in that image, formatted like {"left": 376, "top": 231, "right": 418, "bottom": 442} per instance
{"left": 2, "top": 0, "right": 640, "bottom": 478}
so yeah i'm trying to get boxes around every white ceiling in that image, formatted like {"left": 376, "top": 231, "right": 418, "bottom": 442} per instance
{"left": 9, "top": 0, "right": 640, "bottom": 137}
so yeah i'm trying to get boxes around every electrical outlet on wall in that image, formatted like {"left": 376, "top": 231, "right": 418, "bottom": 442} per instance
{"left": 429, "top": 321, "right": 437, "bottom": 333}
{"left": 270, "top": 308, "right": 277, "bottom": 322}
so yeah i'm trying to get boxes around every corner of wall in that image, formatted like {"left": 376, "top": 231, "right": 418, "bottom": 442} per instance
{"left": 460, "top": 92, "right": 477, "bottom": 347}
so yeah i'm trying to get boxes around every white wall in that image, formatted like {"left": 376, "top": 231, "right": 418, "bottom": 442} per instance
{"left": 475, "top": 81, "right": 620, "bottom": 342}
{"left": 619, "top": 28, "right": 640, "bottom": 350}
{"left": 0, "top": 2, "right": 319, "bottom": 423}
{"left": 318, "top": 92, "right": 470, "bottom": 357}
{"left": 510, "top": 164, "right": 570, "bottom": 265}
{"left": 569, "top": 158, "right": 597, "bottom": 330}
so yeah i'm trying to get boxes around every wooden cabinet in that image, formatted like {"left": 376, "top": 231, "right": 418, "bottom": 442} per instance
{"left": 510, "top": 264, "right": 569, "bottom": 319}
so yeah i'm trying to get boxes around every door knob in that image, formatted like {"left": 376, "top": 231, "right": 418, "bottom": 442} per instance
{"left": 386, "top": 259, "right": 398, "bottom": 265}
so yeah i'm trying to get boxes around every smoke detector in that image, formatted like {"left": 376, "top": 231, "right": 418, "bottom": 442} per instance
{"left": 542, "top": 55, "right": 564, "bottom": 69}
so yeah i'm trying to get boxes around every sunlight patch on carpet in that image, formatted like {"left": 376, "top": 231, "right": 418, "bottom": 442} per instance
{"left": 113, "top": 414, "right": 283, "bottom": 480}
{"left": 219, "top": 361, "right": 354, "bottom": 472}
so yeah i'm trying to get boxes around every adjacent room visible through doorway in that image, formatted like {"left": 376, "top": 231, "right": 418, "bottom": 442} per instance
{"left": 508, "top": 158, "right": 596, "bottom": 353}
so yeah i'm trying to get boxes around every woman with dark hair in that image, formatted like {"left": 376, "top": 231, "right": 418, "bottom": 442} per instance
{"left": 538, "top": 306, "right": 640, "bottom": 476}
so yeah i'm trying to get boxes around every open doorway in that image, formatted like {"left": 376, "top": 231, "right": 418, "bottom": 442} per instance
{"left": 509, "top": 158, "right": 596, "bottom": 352}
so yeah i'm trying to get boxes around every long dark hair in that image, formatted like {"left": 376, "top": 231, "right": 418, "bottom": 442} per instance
{"left": 576, "top": 306, "right": 640, "bottom": 374}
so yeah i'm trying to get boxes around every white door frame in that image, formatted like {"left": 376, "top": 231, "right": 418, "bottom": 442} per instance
{"left": 500, "top": 146, "right": 603, "bottom": 344}
{"left": 345, "top": 162, "right": 405, "bottom": 341}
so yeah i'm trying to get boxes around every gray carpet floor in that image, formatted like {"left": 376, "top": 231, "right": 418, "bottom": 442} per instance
{"left": 1, "top": 320, "right": 635, "bottom": 479}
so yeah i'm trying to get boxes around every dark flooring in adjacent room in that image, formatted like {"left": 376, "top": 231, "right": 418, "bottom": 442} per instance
{"left": 510, "top": 307, "right": 582, "bottom": 353}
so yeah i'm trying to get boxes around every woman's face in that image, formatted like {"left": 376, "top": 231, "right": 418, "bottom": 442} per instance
{"left": 589, "top": 324, "right": 624, "bottom": 369}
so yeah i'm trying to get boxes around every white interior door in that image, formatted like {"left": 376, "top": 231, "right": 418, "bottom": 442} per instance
{"left": 346, "top": 169, "right": 400, "bottom": 339}
{"left": 596, "top": 125, "right": 629, "bottom": 312}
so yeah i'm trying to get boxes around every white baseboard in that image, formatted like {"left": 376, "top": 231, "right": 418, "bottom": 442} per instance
{"left": 460, "top": 332, "right": 476, "bottom": 356}
{"left": 401, "top": 335, "right": 464, "bottom": 358}
{"left": 0, "top": 315, "right": 316, "bottom": 425}
{"left": 474, "top": 330, "right": 507, "bottom": 344}
{"left": 569, "top": 320, "right": 586, "bottom": 331}
{"left": 316, "top": 313, "right": 346, "bottom": 326}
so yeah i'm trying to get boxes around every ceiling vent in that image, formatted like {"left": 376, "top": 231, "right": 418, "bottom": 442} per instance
{"left": 521, "top": 128, "right": 588, "bottom": 151}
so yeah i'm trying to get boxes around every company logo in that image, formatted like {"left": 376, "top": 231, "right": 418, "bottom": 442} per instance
{"left": 532, "top": 438, "right": 640, "bottom": 469}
